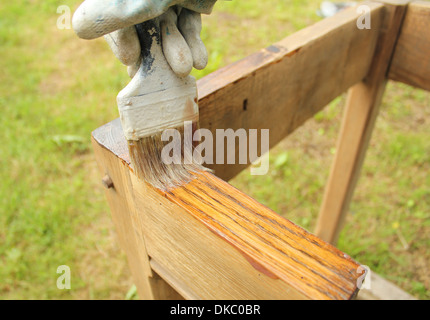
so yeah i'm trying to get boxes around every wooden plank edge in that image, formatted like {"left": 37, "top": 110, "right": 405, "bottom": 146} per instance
{"left": 388, "top": 1, "right": 430, "bottom": 91}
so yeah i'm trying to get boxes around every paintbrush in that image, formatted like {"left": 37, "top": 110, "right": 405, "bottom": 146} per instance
{"left": 118, "top": 12, "right": 207, "bottom": 190}
{"left": 72, "top": 3, "right": 213, "bottom": 190}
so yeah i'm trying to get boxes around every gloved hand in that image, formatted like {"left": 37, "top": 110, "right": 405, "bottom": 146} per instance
{"left": 73, "top": 0, "right": 217, "bottom": 78}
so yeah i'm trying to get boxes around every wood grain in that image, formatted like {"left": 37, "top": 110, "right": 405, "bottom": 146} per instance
{"left": 315, "top": 1, "right": 411, "bottom": 244}
{"left": 389, "top": 1, "right": 430, "bottom": 91}
{"left": 131, "top": 171, "right": 364, "bottom": 299}
{"left": 196, "top": 2, "right": 385, "bottom": 180}
{"left": 93, "top": 123, "right": 364, "bottom": 299}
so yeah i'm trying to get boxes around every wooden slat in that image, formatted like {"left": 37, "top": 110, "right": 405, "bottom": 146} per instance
{"left": 92, "top": 121, "right": 365, "bottom": 300}
{"left": 389, "top": 1, "right": 430, "bottom": 91}
{"left": 197, "top": 2, "right": 385, "bottom": 180}
{"left": 315, "top": 0, "right": 411, "bottom": 244}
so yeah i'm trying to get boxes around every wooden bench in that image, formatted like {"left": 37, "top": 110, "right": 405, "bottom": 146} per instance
{"left": 92, "top": 0, "right": 429, "bottom": 299}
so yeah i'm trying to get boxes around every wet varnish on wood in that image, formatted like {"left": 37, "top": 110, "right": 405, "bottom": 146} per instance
{"left": 92, "top": 119, "right": 364, "bottom": 300}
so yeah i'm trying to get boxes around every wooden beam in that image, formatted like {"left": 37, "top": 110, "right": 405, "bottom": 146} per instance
{"left": 389, "top": 1, "right": 430, "bottom": 91}
{"left": 92, "top": 119, "right": 364, "bottom": 300}
{"left": 315, "top": 0, "right": 410, "bottom": 244}
{"left": 197, "top": 2, "right": 385, "bottom": 181}
{"left": 92, "top": 125, "right": 183, "bottom": 300}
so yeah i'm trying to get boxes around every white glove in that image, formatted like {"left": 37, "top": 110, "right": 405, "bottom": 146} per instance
{"left": 72, "top": 1, "right": 217, "bottom": 78}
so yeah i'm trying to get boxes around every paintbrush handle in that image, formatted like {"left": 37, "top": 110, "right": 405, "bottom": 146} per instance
{"left": 117, "top": 18, "right": 199, "bottom": 141}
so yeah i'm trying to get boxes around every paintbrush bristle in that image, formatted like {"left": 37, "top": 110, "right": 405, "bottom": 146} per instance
{"left": 127, "top": 123, "right": 209, "bottom": 191}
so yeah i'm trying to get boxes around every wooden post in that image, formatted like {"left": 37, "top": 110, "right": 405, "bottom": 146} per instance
{"left": 315, "top": 0, "right": 410, "bottom": 244}
{"left": 92, "top": 121, "right": 182, "bottom": 300}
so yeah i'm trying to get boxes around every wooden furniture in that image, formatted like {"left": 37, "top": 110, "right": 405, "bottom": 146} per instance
{"left": 92, "top": 0, "right": 429, "bottom": 299}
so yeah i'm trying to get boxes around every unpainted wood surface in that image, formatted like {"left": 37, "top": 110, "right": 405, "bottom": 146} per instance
{"left": 315, "top": 1, "right": 410, "bottom": 244}
{"left": 93, "top": 122, "right": 365, "bottom": 300}
{"left": 92, "top": 133, "right": 183, "bottom": 300}
{"left": 197, "top": 2, "right": 385, "bottom": 180}
{"left": 150, "top": 259, "right": 201, "bottom": 300}
{"left": 389, "top": 1, "right": 430, "bottom": 91}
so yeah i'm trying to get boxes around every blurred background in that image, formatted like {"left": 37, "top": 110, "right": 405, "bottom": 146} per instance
{"left": 1, "top": 0, "right": 429, "bottom": 299}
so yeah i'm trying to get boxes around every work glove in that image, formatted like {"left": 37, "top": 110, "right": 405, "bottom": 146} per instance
{"left": 72, "top": 0, "right": 218, "bottom": 78}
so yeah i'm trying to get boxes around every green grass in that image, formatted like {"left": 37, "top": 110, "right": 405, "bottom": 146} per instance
{"left": 1, "top": 0, "right": 429, "bottom": 299}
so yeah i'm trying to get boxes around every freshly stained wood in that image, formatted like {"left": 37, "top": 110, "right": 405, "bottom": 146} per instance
{"left": 315, "top": 1, "right": 410, "bottom": 244}
{"left": 389, "top": 1, "right": 430, "bottom": 91}
{"left": 93, "top": 120, "right": 364, "bottom": 300}
{"left": 150, "top": 259, "right": 201, "bottom": 300}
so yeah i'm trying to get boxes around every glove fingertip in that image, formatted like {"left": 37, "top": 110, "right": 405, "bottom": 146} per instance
{"left": 105, "top": 27, "right": 141, "bottom": 66}
{"left": 192, "top": 46, "right": 208, "bottom": 70}
{"left": 160, "top": 18, "right": 193, "bottom": 77}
